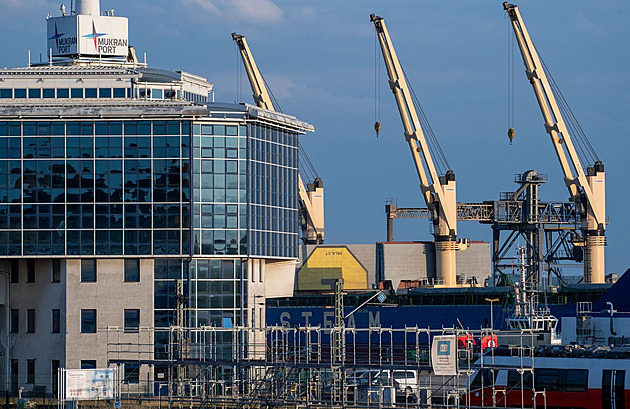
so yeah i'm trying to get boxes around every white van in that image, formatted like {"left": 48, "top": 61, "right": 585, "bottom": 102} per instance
{"left": 389, "top": 370, "right": 419, "bottom": 394}
{"left": 351, "top": 369, "right": 419, "bottom": 394}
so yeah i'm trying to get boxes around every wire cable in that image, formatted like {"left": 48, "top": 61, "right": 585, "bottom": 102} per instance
{"left": 539, "top": 55, "right": 599, "bottom": 166}
{"left": 402, "top": 67, "right": 451, "bottom": 176}
{"left": 262, "top": 73, "right": 283, "bottom": 113}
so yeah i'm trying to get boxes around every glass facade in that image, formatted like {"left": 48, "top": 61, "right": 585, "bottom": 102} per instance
{"left": 192, "top": 123, "right": 248, "bottom": 256}
{"left": 0, "top": 108, "right": 302, "bottom": 355}
{"left": 0, "top": 120, "right": 191, "bottom": 256}
{"left": 247, "top": 124, "right": 300, "bottom": 258}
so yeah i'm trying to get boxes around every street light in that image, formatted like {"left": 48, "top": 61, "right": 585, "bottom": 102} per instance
{"left": 485, "top": 298, "right": 499, "bottom": 331}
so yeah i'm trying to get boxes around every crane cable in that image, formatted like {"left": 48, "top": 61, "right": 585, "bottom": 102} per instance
{"left": 374, "top": 27, "right": 381, "bottom": 137}
{"left": 507, "top": 16, "right": 515, "bottom": 145}
{"left": 298, "top": 143, "right": 319, "bottom": 183}
{"left": 236, "top": 45, "right": 243, "bottom": 103}
{"left": 402, "top": 67, "right": 451, "bottom": 177}
{"left": 539, "top": 54, "right": 599, "bottom": 166}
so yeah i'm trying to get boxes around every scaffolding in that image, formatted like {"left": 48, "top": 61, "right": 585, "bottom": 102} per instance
{"left": 103, "top": 323, "right": 550, "bottom": 408}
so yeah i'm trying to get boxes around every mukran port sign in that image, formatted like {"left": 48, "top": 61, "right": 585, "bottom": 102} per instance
{"left": 47, "top": 15, "right": 129, "bottom": 57}
{"left": 431, "top": 335, "right": 457, "bottom": 376}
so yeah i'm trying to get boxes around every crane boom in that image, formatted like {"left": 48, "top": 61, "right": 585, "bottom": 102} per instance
{"left": 503, "top": 3, "right": 606, "bottom": 283}
{"left": 371, "top": 14, "right": 462, "bottom": 287}
{"left": 232, "top": 33, "right": 325, "bottom": 245}
{"left": 232, "top": 33, "right": 274, "bottom": 111}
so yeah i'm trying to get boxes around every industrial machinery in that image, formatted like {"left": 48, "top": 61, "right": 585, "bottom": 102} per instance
{"left": 371, "top": 14, "right": 465, "bottom": 287}
{"left": 232, "top": 33, "right": 325, "bottom": 245}
{"left": 504, "top": 3, "right": 606, "bottom": 284}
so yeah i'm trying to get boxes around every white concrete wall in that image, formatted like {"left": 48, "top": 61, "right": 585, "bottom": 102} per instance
{"left": 4, "top": 259, "right": 65, "bottom": 395}
{"left": 65, "top": 259, "right": 154, "bottom": 394}
{"left": 247, "top": 259, "right": 266, "bottom": 358}
{"left": 264, "top": 260, "right": 296, "bottom": 298}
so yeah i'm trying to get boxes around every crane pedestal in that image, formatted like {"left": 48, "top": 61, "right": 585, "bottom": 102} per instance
{"left": 584, "top": 234, "right": 605, "bottom": 284}
{"left": 435, "top": 239, "right": 458, "bottom": 287}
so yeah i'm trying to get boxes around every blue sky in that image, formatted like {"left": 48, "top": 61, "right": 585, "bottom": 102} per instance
{"left": 1, "top": 0, "right": 629, "bottom": 277}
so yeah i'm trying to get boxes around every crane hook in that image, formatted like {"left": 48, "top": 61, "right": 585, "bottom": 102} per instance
{"left": 374, "top": 121, "right": 381, "bottom": 137}
{"left": 507, "top": 128, "right": 515, "bottom": 145}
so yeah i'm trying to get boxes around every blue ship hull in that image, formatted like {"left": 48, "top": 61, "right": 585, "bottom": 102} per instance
{"left": 267, "top": 270, "right": 630, "bottom": 331}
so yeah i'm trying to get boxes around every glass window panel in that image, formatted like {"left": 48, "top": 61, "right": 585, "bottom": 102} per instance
{"left": 14, "top": 89, "right": 26, "bottom": 99}
{"left": 71, "top": 89, "right": 83, "bottom": 98}
{"left": 28, "top": 89, "right": 41, "bottom": 99}
{"left": 81, "top": 259, "right": 97, "bottom": 282}
{"left": 124, "top": 259, "right": 140, "bottom": 282}
{"left": 124, "top": 309, "right": 140, "bottom": 332}
{"left": 85, "top": 88, "right": 97, "bottom": 98}
{"left": 226, "top": 126, "right": 238, "bottom": 136}
{"left": 57, "top": 88, "right": 69, "bottom": 98}
{"left": 153, "top": 121, "right": 167, "bottom": 135}
{"left": 98, "top": 88, "right": 111, "bottom": 98}
{"left": 113, "top": 88, "right": 125, "bottom": 98}
{"left": 138, "top": 121, "right": 151, "bottom": 135}
{"left": 201, "top": 125, "right": 213, "bottom": 135}
{"left": 81, "top": 309, "right": 97, "bottom": 333}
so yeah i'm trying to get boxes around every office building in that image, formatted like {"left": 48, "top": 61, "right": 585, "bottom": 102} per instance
{"left": 0, "top": 0, "right": 310, "bottom": 395}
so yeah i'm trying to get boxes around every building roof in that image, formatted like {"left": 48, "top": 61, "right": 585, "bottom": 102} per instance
{"left": 0, "top": 65, "right": 140, "bottom": 78}
{"left": 0, "top": 100, "right": 315, "bottom": 132}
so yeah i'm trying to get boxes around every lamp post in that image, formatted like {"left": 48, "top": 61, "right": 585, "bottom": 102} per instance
{"left": 485, "top": 298, "right": 499, "bottom": 331}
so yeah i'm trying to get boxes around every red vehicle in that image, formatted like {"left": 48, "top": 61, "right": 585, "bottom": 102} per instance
{"left": 462, "top": 345, "right": 630, "bottom": 409}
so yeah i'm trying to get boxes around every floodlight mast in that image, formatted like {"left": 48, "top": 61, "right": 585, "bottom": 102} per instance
{"left": 232, "top": 33, "right": 325, "bottom": 245}
{"left": 370, "top": 14, "right": 461, "bottom": 287}
{"left": 503, "top": 3, "right": 606, "bottom": 284}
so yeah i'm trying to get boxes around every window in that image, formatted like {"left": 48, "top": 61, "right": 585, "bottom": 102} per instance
{"left": 52, "top": 309, "right": 60, "bottom": 333}
{"left": 28, "top": 89, "right": 41, "bottom": 99}
{"left": 14, "top": 89, "right": 26, "bottom": 99}
{"left": 27, "top": 260, "right": 35, "bottom": 283}
{"left": 27, "top": 360, "right": 35, "bottom": 384}
{"left": 565, "top": 369, "right": 588, "bottom": 392}
{"left": 113, "top": 88, "right": 126, "bottom": 98}
{"left": 81, "top": 360, "right": 96, "bottom": 369}
{"left": 535, "top": 368, "right": 562, "bottom": 392}
{"left": 124, "top": 363, "right": 140, "bottom": 384}
{"left": 10, "top": 260, "right": 18, "bottom": 283}
{"left": 470, "top": 369, "right": 496, "bottom": 391}
{"left": 52, "top": 360, "right": 60, "bottom": 396}
{"left": 81, "top": 309, "right": 96, "bottom": 333}
{"left": 52, "top": 259, "right": 61, "bottom": 283}
{"left": 0, "top": 89, "right": 12, "bottom": 98}
{"left": 98, "top": 88, "right": 111, "bottom": 98}
{"left": 85, "top": 88, "right": 97, "bottom": 98}
{"left": 57, "top": 88, "right": 69, "bottom": 98}
{"left": 27, "top": 309, "right": 35, "bottom": 333}
{"left": 81, "top": 260, "right": 96, "bottom": 282}
{"left": 124, "top": 309, "right": 140, "bottom": 333}
{"left": 10, "top": 309, "right": 18, "bottom": 333}
{"left": 70, "top": 88, "right": 83, "bottom": 99}
{"left": 124, "top": 259, "right": 140, "bottom": 282}
{"left": 43, "top": 89, "right": 55, "bottom": 99}
{"left": 507, "top": 369, "right": 533, "bottom": 389}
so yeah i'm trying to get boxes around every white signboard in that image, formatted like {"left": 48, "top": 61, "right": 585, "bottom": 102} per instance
{"left": 47, "top": 15, "right": 129, "bottom": 57}
{"left": 65, "top": 369, "right": 115, "bottom": 400}
{"left": 431, "top": 335, "right": 457, "bottom": 376}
